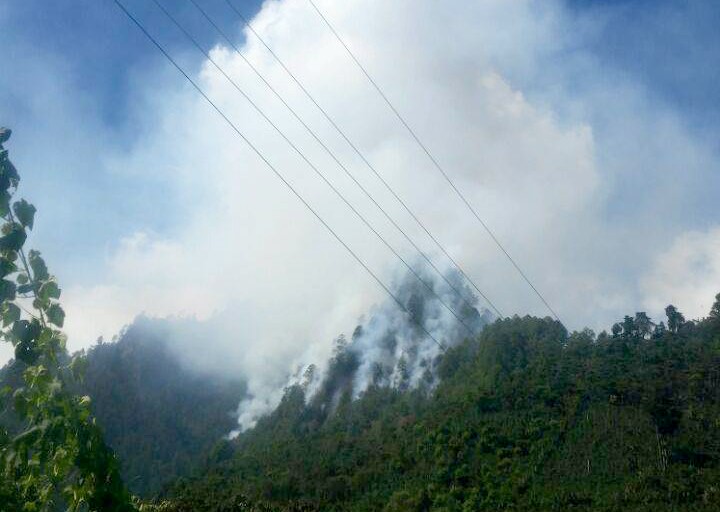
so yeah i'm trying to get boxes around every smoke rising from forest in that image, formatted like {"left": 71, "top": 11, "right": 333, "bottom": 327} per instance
{"left": 3, "top": 1, "right": 717, "bottom": 405}
{"left": 132, "top": 261, "right": 492, "bottom": 432}
{"left": 232, "top": 263, "right": 493, "bottom": 431}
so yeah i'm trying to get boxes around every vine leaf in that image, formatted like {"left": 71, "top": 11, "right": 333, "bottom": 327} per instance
{"left": 0, "top": 128, "right": 135, "bottom": 510}
{"left": 13, "top": 199, "right": 36, "bottom": 230}
{"left": 0, "top": 222, "right": 26, "bottom": 251}
{"left": 47, "top": 304, "right": 65, "bottom": 328}
{"left": 0, "top": 127, "right": 10, "bottom": 144}
{"left": 15, "top": 340, "right": 39, "bottom": 365}
{"left": 68, "top": 355, "right": 88, "bottom": 383}
{"left": 0, "top": 279, "right": 16, "bottom": 301}
{"left": 39, "top": 280, "right": 61, "bottom": 301}
{"left": 0, "top": 257, "right": 15, "bottom": 278}
{"left": 11, "top": 319, "right": 41, "bottom": 345}
{"left": 0, "top": 156, "right": 20, "bottom": 190}
{"left": 1, "top": 303, "right": 20, "bottom": 327}
{"left": 13, "top": 389, "right": 29, "bottom": 417}
{"left": 17, "top": 283, "right": 33, "bottom": 295}
{"left": 28, "top": 250, "right": 49, "bottom": 282}
{"left": 0, "top": 191, "right": 10, "bottom": 217}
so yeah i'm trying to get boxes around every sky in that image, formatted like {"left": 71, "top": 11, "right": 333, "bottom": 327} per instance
{"left": 1, "top": 0, "right": 719, "bottom": 394}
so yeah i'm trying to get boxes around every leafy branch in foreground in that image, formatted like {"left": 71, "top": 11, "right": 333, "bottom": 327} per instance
{"left": 0, "top": 127, "right": 135, "bottom": 511}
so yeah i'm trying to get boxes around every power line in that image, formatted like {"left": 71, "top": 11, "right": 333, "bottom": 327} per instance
{"left": 223, "top": 0, "right": 503, "bottom": 319}
{"left": 112, "top": 0, "right": 450, "bottom": 350}
{"left": 306, "top": 0, "right": 562, "bottom": 323}
{"left": 148, "top": 0, "right": 475, "bottom": 337}
{"left": 186, "top": 0, "right": 494, "bottom": 325}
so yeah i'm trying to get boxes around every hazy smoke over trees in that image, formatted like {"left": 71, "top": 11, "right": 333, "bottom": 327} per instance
{"left": 233, "top": 263, "right": 493, "bottom": 431}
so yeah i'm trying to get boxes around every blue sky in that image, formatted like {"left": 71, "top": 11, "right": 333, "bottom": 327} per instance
{"left": 0, "top": 0, "right": 262, "bottom": 280}
{"left": 1, "top": 0, "right": 719, "bottom": 372}
{"left": 4, "top": 0, "right": 719, "bottom": 148}
{"left": 2, "top": 0, "right": 261, "bottom": 128}
{"left": 555, "top": 0, "right": 720, "bottom": 227}
{"left": 3, "top": 0, "right": 717, "bottom": 238}
{"left": 567, "top": 0, "right": 720, "bottom": 140}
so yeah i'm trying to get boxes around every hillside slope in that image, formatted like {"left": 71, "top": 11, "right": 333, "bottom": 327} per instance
{"left": 1, "top": 317, "right": 246, "bottom": 497}
{"left": 167, "top": 297, "right": 720, "bottom": 511}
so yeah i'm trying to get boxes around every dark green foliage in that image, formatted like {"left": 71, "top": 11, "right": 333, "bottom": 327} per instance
{"left": 0, "top": 128, "right": 135, "bottom": 511}
{"left": 12, "top": 199, "right": 36, "bottom": 230}
{"left": 710, "top": 293, "right": 720, "bottom": 322}
{"left": 665, "top": 305, "right": 686, "bottom": 333}
{"left": 169, "top": 308, "right": 720, "bottom": 511}
{"left": 81, "top": 318, "right": 246, "bottom": 496}
{"left": 2, "top": 317, "right": 247, "bottom": 498}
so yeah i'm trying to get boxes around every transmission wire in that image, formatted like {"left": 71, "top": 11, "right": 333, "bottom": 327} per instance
{"left": 186, "top": 0, "right": 493, "bottom": 324}
{"left": 223, "top": 0, "right": 503, "bottom": 318}
{"left": 112, "top": 0, "right": 452, "bottom": 350}
{"left": 306, "top": 0, "right": 562, "bottom": 323}
{"left": 148, "top": 0, "right": 476, "bottom": 336}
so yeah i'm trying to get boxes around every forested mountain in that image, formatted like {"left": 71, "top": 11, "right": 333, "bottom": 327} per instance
{"left": 164, "top": 296, "right": 720, "bottom": 511}
{"left": 1, "top": 316, "right": 246, "bottom": 497}
{"left": 4, "top": 282, "right": 720, "bottom": 511}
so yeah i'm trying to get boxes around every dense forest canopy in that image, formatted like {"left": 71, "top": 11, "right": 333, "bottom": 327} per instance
{"left": 163, "top": 297, "right": 720, "bottom": 511}
{"left": 81, "top": 318, "right": 246, "bottom": 496}
{"left": 2, "top": 229, "right": 719, "bottom": 511}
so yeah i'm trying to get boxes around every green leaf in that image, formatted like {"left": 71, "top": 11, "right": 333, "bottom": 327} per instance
{"left": 39, "top": 280, "right": 61, "bottom": 301}
{"left": 68, "top": 355, "right": 88, "bottom": 382}
{"left": 0, "top": 278, "right": 16, "bottom": 301}
{"left": 0, "top": 159, "right": 19, "bottom": 191}
{"left": 28, "top": 250, "right": 49, "bottom": 282}
{"left": 15, "top": 339, "right": 39, "bottom": 365}
{"left": 11, "top": 319, "right": 41, "bottom": 344}
{"left": 33, "top": 297, "right": 47, "bottom": 311}
{"left": 17, "top": 283, "right": 33, "bottom": 295}
{"left": 12, "top": 199, "right": 36, "bottom": 230}
{"left": 0, "top": 257, "right": 17, "bottom": 278}
{"left": 12, "top": 422, "right": 48, "bottom": 446}
{"left": 13, "top": 389, "right": 28, "bottom": 417}
{"left": 2, "top": 302, "right": 20, "bottom": 327}
{"left": 16, "top": 273, "right": 28, "bottom": 284}
{"left": 0, "top": 191, "right": 10, "bottom": 217}
{"left": 47, "top": 303, "right": 65, "bottom": 328}
{"left": 0, "top": 222, "right": 26, "bottom": 252}
{"left": 0, "top": 127, "right": 10, "bottom": 144}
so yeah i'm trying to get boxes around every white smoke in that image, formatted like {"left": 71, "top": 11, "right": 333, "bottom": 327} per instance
{"left": 3, "top": 1, "right": 717, "bottom": 433}
{"left": 231, "top": 263, "right": 492, "bottom": 432}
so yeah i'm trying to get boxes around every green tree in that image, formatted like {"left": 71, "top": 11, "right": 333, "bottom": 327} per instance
{"left": 653, "top": 321, "right": 667, "bottom": 338}
{"left": 622, "top": 315, "right": 636, "bottom": 338}
{"left": 710, "top": 293, "right": 720, "bottom": 321}
{"left": 634, "top": 312, "right": 653, "bottom": 339}
{"left": 665, "top": 305, "right": 685, "bottom": 333}
{"left": 0, "top": 128, "right": 134, "bottom": 511}
{"left": 611, "top": 323, "right": 622, "bottom": 338}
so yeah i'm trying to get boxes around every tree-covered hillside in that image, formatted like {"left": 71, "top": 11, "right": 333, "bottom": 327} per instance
{"left": 1, "top": 316, "right": 246, "bottom": 497}
{"left": 82, "top": 317, "right": 247, "bottom": 496}
{"left": 165, "top": 296, "right": 720, "bottom": 511}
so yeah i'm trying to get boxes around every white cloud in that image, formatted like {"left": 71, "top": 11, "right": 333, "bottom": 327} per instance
{"left": 4, "top": 0, "right": 719, "bottom": 424}
{"left": 641, "top": 227, "right": 720, "bottom": 321}
{"left": 62, "top": 0, "right": 599, "bottom": 378}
